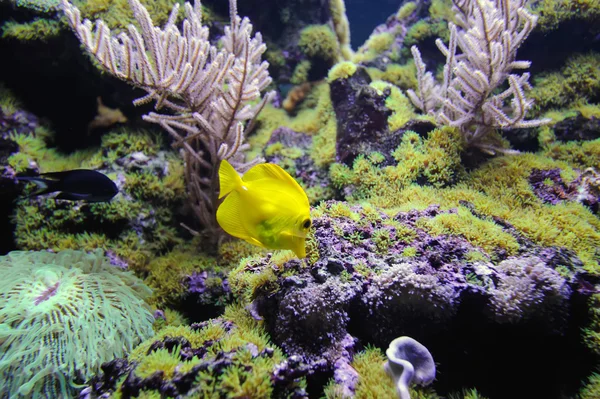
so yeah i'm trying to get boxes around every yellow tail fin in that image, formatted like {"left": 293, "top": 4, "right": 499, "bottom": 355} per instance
{"left": 218, "top": 159, "right": 242, "bottom": 199}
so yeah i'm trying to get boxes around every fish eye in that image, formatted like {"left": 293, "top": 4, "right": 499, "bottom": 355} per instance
{"left": 302, "top": 219, "right": 311, "bottom": 229}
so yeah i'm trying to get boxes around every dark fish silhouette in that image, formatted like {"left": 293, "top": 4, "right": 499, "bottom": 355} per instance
{"left": 17, "top": 169, "right": 118, "bottom": 202}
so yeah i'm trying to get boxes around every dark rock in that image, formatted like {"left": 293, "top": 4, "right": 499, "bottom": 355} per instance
{"left": 502, "top": 126, "right": 541, "bottom": 152}
{"left": 330, "top": 67, "right": 392, "bottom": 166}
{"left": 553, "top": 114, "right": 600, "bottom": 142}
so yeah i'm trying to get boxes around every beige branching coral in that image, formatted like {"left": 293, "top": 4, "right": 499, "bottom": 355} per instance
{"left": 407, "top": 0, "right": 550, "bottom": 153}
{"left": 62, "top": 0, "right": 274, "bottom": 241}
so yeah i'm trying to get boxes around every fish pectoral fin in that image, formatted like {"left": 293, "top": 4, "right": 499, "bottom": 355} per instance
{"left": 245, "top": 236, "right": 267, "bottom": 248}
{"left": 217, "top": 190, "right": 253, "bottom": 241}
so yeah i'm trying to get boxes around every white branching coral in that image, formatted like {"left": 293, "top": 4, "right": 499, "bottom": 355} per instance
{"left": 62, "top": 0, "right": 274, "bottom": 239}
{"left": 406, "top": 0, "right": 550, "bottom": 152}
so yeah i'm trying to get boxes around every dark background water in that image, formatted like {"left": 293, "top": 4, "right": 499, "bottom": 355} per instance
{"left": 345, "top": 0, "right": 401, "bottom": 48}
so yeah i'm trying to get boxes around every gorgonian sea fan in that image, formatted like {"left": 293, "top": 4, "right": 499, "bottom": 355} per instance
{"left": 0, "top": 249, "right": 154, "bottom": 399}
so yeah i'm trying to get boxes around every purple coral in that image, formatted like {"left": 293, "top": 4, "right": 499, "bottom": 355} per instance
{"left": 245, "top": 201, "right": 589, "bottom": 378}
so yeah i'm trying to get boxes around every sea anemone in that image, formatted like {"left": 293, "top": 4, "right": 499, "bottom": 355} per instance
{"left": 0, "top": 249, "right": 154, "bottom": 398}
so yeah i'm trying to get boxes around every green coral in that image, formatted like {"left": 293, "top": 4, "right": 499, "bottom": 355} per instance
{"left": 1, "top": 18, "right": 62, "bottom": 41}
{"left": 76, "top": 0, "right": 186, "bottom": 33}
{"left": 0, "top": 249, "right": 154, "bottom": 399}
{"left": 534, "top": 0, "right": 600, "bottom": 31}
{"left": 330, "top": 127, "right": 465, "bottom": 201}
{"left": 298, "top": 24, "right": 340, "bottom": 63}
{"left": 140, "top": 244, "right": 219, "bottom": 306}
{"left": 331, "top": 132, "right": 600, "bottom": 271}
{"left": 367, "top": 61, "right": 418, "bottom": 91}
{"left": 397, "top": 1, "right": 417, "bottom": 20}
{"left": 404, "top": 19, "right": 449, "bottom": 47}
{"left": 365, "top": 32, "right": 395, "bottom": 53}
{"left": 580, "top": 372, "right": 600, "bottom": 399}
{"left": 115, "top": 305, "right": 306, "bottom": 398}
{"left": 417, "top": 206, "right": 520, "bottom": 258}
{"left": 290, "top": 60, "right": 312, "bottom": 85}
{"left": 12, "top": 126, "right": 186, "bottom": 271}
{"left": 0, "top": 83, "right": 23, "bottom": 116}
{"left": 9, "top": 131, "right": 102, "bottom": 172}
{"left": 328, "top": 61, "right": 358, "bottom": 82}
{"left": 101, "top": 127, "right": 161, "bottom": 163}
{"left": 15, "top": 0, "right": 61, "bottom": 13}
{"left": 370, "top": 80, "right": 418, "bottom": 131}
{"left": 247, "top": 82, "right": 337, "bottom": 170}
{"left": 530, "top": 52, "right": 600, "bottom": 113}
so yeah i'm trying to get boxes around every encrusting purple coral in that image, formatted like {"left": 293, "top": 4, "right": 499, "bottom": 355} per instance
{"left": 529, "top": 168, "right": 600, "bottom": 213}
{"left": 184, "top": 270, "right": 231, "bottom": 306}
{"left": 232, "top": 201, "right": 593, "bottom": 394}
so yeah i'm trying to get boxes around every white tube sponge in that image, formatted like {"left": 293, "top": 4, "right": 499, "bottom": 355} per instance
{"left": 384, "top": 336, "right": 436, "bottom": 399}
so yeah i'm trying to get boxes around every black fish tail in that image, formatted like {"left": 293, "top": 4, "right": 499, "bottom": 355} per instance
{"left": 16, "top": 176, "right": 59, "bottom": 197}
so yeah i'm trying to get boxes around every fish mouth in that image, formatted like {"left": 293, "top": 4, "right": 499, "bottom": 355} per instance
{"left": 290, "top": 235, "right": 306, "bottom": 258}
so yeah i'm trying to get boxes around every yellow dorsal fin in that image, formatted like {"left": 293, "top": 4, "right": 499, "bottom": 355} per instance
{"left": 242, "top": 163, "right": 307, "bottom": 201}
{"left": 219, "top": 159, "right": 242, "bottom": 199}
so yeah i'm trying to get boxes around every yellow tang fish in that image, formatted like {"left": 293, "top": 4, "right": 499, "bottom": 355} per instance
{"left": 217, "top": 159, "right": 311, "bottom": 258}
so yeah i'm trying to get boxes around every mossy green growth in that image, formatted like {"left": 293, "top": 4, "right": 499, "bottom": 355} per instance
{"left": 124, "top": 158, "right": 185, "bottom": 203}
{"left": 228, "top": 254, "right": 281, "bottom": 304}
{"left": 246, "top": 82, "right": 337, "bottom": 170}
{"left": 138, "top": 244, "right": 217, "bottom": 306}
{"left": 365, "top": 32, "right": 395, "bottom": 53}
{"left": 9, "top": 132, "right": 102, "bottom": 172}
{"left": 404, "top": 19, "right": 449, "bottom": 47}
{"left": 541, "top": 128, "right": 600, "bottom": 170}
{"left": 353, "top": 31, "right": 400, "bottom": 63}
{"left": 7, "top": 152, "right": 31, "bottom": 173}
{"left": 448, "top": 389, "right": 489, "bottom": 399}
{"left": 402, "top": 246, "right": 418, "bottom": 257}
{"left": 417, "top": 206, "right": 520, "bottom": 258}
{"left": 101, "top": 127, "right": 161, "bottom": 163}
{"left": 120, "top": 305, "right": 306, "bottom": 398}
{"left": 397, "top": 1, "right": 417, "bottom": 20}
{"left": 576, "top": 102, "right": 600, "bottom": 119}
{"left": 582, "top": 294, "right": 600, "bottom": 356}
{"left": 0, "top": 83, "right": 23, "bottom": 116}
{"left": 11, "top": 126, "right": 187, "bottom": 272}
{"left": 328, "top": 61, "right": 358, "bottom": 82}
{"left": 264, "top": 48, "right": 287, "bottom": 71}
{"left": 333, "top": 135, "right": 600, "bottom": 272}
{"left": 370, "top": 80, "right": 417, "bottom": 131}
{"left": 152, "top": 308, "right": 188, "bottom": 332}
{"left": 580, "top": 372, "right": 600, "bottom": 399}
{"left": 298, "top": 24, "right": 340, "bottom": 63}
{"left": 367, "top": 61, "right": 418, "bottom": 91}
{"left": 330, "top": 127, "right": 464, "bottom": 202}
{"left": 428, "top": 0, "right": 456, "bottom": 22}
{"left": 530, "top": 52, "right": 600, "bottom": 113}
{"left": 16, "top": 0, "right": 61, "bottom": 13}
{"left": 290, "top": 60, "right": 312, "bottom": 85}
{"left": 76, "top": 0, "right": 186, "bottom": 34}
{"left": 534, "top": 0, "right": 600, "bottom": 31}
{"left": 1, "top": 18, "right": 62, "bottom": 41}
